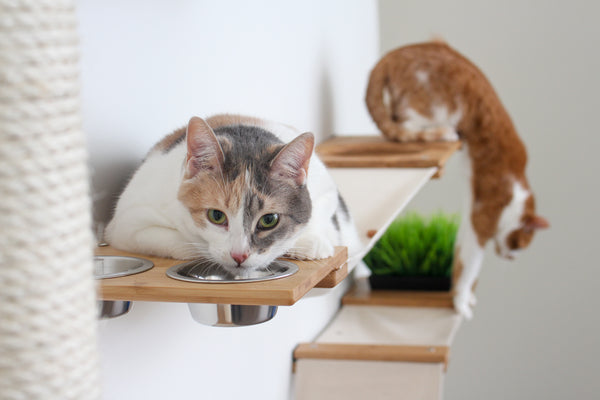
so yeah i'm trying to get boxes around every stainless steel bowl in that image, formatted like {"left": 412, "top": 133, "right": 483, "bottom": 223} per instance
{"left": 165, "top": 259, "right": 298, "bottom": 283}
{"left": 166, "top": 259, "right": 298, "bottom": 327}
{"left": 97, "top": 300, "right": 132, "bottom": 319}
{"left": 94, "top": 255, "right": 154, "bottom": 319}
{"left": 188, "top": 303, "right": 278, "bottom": 327}
{"left": 94, "top": 255, "right": 154, "bottom": 279}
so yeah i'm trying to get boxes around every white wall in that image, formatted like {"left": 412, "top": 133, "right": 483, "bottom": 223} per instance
{"left": 378, "top": 0, "right": 600, "bottom": 399}
{"left": 80, "top": 0, "right": 378, "bottom": 225}
{"left": 78, "top": 1, "right": 378, "bottom": 399}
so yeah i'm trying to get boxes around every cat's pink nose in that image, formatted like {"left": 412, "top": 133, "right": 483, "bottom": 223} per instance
{"left": 231, "top": 252, "right": 249, "bottom": 265}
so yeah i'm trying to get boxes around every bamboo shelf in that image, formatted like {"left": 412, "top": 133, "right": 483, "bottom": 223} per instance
{"left": 342, "top": 282, "right": 454, "bottom": 309}
{"left": 316, "top": 136, "right": 461, "bottom": 177}
{"left": 96, "top": 246, "right": 348, "bottom": 305}
{"left": 294, "top": 343, "right": 449, "bottom": 366}
{"left": 293, "top": 304, "right": 461, "bottom": 372}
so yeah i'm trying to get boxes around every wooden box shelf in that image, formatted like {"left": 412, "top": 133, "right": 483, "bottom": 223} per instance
{"left": 96, "top": 246, "right": 348, "bottom": 306}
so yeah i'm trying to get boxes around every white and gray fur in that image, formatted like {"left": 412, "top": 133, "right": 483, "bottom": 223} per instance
{"left": 106, "top": 115, "right": 362, "bottom": 276}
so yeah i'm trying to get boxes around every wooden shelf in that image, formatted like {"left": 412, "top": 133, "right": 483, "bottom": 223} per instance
{"left": 316, "top": 136, "right": 461, "bottom": 177}
{"left": 294, "top": 290, "right": 462, "bottom": 373}
{"left": 342, "top": 282, "right": 454, "bottom": 309}
{"left": 294, "top": 343, "right": 449, "bottom": 365}
{"left": 96, "top": 246, "right": 348, "bottom": 306}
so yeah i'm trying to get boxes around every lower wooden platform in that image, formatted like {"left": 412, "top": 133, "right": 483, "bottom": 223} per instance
{"left": 342, "top": 281, "right": 454, "bottom": 308}
{"left": 294, "top": 343, "right": 449, "bottom": 365}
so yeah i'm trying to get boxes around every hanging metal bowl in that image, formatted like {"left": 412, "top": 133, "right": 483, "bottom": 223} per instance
{"left": 166, "top": 259, "right": 298, "bottom": 327}
{"left": 94, "top": 255, "right": 154, "bottom": 319}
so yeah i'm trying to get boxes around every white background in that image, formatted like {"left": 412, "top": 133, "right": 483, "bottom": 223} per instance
{"left": 80, "top": 0, "right": 378, "bottom": 225}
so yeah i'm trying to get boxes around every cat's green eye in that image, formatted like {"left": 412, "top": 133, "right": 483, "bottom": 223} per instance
{"left": 258, "top": 213, "right": 279, "bottom": 230}
{"left": 207, "top": 209, "right": 227, "bottom": 226}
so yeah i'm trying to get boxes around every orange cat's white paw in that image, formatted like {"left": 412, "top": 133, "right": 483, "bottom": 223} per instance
{"left": 422, "top": 126, "right": 459, "bottom": 142}
{"left": 440, "top": 127, "right": 459, "bottom": 141}
{"left": 453, "top": 291, "right": 476, "bottom": 320}
{"left": 286, "top": 234, "right": 335, "bottom": 260}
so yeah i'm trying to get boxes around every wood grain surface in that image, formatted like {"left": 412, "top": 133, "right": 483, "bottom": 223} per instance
{"left": 96, "top": 246, "right": 348, "bottom": 305}
{"left": 342, "top": 284, "right": 454, "bottom": 308}
{"left": 316, "top": 135, "right": 461, "bottom": 174}
{"left": 294, "top": 343, "right": 449, "bottom": 366}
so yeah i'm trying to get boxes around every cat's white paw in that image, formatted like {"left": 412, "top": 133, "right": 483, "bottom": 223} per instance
{"left": 422, "top": 126, "right": 459, "bottom": 142}
{"left": 286, "top": 234, "right": 335, "bottom": 260}
{"left": 453, "top": 290, "right": 475, "bottom": 320}
{"left": 440, "top": 127, "right": 459, "bottom": 142}
{"left": 469, "top": 292, "right": 478, "bottom": 307}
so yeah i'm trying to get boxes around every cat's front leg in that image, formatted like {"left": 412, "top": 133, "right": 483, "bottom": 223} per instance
{"left": 285, "top": 186, "right": 339, "bottom": 260}
{"left": 286, "top": 230, "right": 335, "bottom": 261}
{"left": 452, "top": 220, "right": 485, "bottom": 319}
{"left": 107, "top": 206, "right": 204, "bottom": 260}
{"left": 453, "top": 285, "right": 478, "bottom": 320}
{"left": 132, "top": 226, "right": 201, "bottom": 260}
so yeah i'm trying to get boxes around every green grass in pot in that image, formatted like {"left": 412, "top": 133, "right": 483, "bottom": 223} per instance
{"left": 363, "top": 212, "right": 459, "bottom": 277}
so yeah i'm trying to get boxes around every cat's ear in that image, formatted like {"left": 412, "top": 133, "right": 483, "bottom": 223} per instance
{"left": 270, "top": 132, "right": 314, "bottom": 186}
{"left": 185, "top": 116, "right": 225, "bottom": 178}
{"left": 524, "top": 215, "right": 549, "bottom": 232}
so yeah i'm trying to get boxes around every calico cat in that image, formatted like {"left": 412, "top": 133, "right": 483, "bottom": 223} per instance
{"left": 366, "top": 42, "right": 549, "bottom": 318}
{"left": 106, "top": 114, "right": 362, "bottom": 277}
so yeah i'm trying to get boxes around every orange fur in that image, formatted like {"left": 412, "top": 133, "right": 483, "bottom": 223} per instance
{"left": 366, "top": 42, "right": 547, "bottom": 248}
{"left": 205, "top": 114, "right": 264, "bottom": 129}
{"left": 366, "top": 42, "right": 548, "bottom": 317}
{"left": 151, "top": 126, "right": 186, "bottom": 153}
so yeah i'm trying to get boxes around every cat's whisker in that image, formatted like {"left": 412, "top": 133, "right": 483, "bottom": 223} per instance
{"left": 175, "top": 242, "right": 217, "bottom": 261}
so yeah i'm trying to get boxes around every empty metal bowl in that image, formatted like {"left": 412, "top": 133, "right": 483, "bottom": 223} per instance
{"left": 166, "top": 259, "right": 298, "bottom": 327}
{"left": 94, "top": 255, "right": 154, "bottom": 319}
{"left": 94, "top": 255, "right": 154, "bottom": 279}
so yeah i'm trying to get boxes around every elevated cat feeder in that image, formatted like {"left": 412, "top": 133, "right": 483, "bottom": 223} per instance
{"left": 95, "top": 245, "right": 348, "bottom": 326}
{"left": 96, "top": 246, "right": 347, "bottom": 304}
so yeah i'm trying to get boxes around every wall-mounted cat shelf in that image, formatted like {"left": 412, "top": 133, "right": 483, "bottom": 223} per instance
{"left": 342, "top": 281, "right": 454, "bottom": 309}
{"left": 96, "top": 245, "right": 348, "bottom": 305}
{"left": 315, "top": 136, "right": 461, "bottom": 254}
{"left": 316, "top": 136, "right": 461, "bottom": 178}
{"left": 293, "top": 304, "right": 462, "bottom": 399}
{"left": 292, "top": 138, "right": 463, "bottom": 397}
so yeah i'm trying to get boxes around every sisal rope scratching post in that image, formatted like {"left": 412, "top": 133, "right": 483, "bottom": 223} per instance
{"left": 0, "top": 1, "right": 100, "bottom": 399}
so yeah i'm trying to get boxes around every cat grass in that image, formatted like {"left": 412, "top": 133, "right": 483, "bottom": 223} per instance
{"left": 363, "top": 212, "right": 459, "bottom": 277}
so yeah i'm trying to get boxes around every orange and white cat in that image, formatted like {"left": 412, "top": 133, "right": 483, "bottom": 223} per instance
{"left": 366, "top": 42, "right": 549, "bottom": 318}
